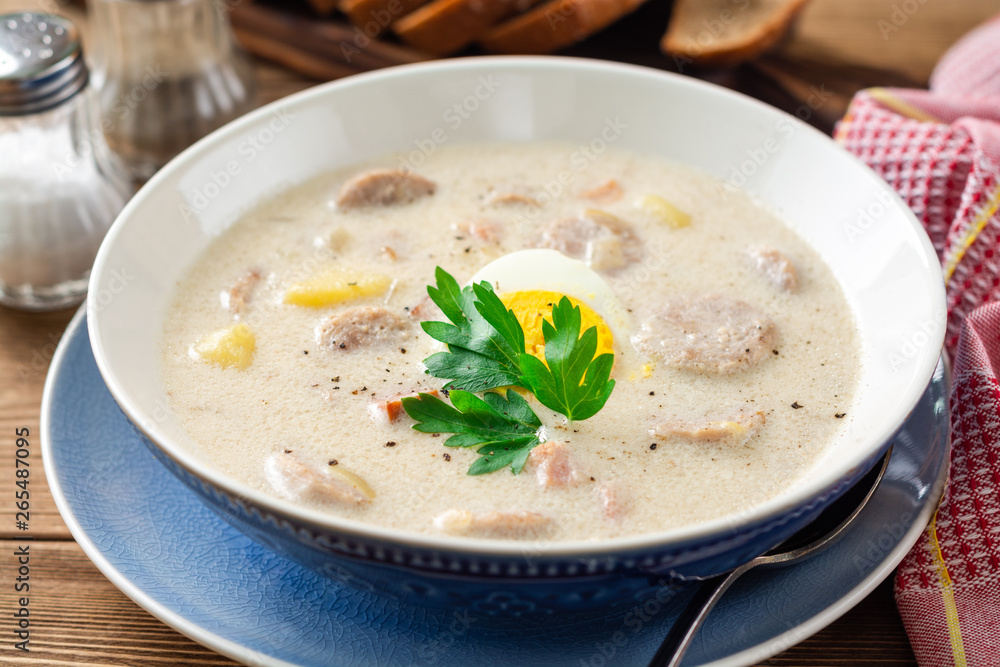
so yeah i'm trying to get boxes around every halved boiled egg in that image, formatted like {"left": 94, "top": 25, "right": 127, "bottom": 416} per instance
{"left": 468, "top": 249, "right": 632, "bottom": 362}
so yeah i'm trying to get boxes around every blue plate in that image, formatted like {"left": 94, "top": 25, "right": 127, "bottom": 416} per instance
{"left": 41, "top": 309, "right": 949, "bottom": 667}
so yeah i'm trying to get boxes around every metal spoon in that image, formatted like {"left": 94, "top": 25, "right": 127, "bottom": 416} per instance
{"left": 648, "top": 446, "right": 893, "bottom": 667}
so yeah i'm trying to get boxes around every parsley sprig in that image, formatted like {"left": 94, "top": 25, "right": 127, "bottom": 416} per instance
{"left": 420, "top": 268, "right": 525, "bottom": 392}
{"left": 402, "top": 267, "right": 616, "bottom": 475}
{"left": 519, "top": 297, "right": 615, "bottom": 422}
{"left": 403, "top": 389, "right": 542, "bottom": 475}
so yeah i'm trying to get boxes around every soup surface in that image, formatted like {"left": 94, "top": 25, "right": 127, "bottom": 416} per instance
{"left": 160, "top": 142, "right": 860, "bottom": 542}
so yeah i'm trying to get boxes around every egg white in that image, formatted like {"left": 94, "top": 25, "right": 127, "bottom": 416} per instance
{"left": 468, "top": 249, "right": 633, "bottom": 349}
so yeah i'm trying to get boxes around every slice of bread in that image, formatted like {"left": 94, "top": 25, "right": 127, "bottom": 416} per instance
{"left": 661, "top": 0, "right": 810, "bottom": 66}
{"left": 479, "top": 0, "right": 650, "bottom": 54}
{"left": 394, "top": 0, "right": 546, "bottom": 55}
{"left": 339, "top": 0, "right": 431, "bottom": 35}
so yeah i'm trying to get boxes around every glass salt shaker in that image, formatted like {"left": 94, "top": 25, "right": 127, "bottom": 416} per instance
{"left": 88, "top": 0, "right": 258, "bottom": 181}
{"left": 0, "top": 13, "right": 133, "bottom": 311}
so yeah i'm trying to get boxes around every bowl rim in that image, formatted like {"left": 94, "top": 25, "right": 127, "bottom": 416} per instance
{"left": 88, "top": 55, "right": 947, "bottom": 558}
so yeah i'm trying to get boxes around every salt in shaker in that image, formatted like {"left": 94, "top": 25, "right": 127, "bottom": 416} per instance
{"left": 0, "top": 12, "right": 133, "bottom": 311}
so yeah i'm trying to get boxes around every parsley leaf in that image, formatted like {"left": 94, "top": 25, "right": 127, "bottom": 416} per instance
{"left": 401, "top": 389, "right": 542, "bottom": 475}
{"left": 421, "top": 268, "right": 526, "bottom": 392}
{"left": 408, "top": 268, "right": 618, "bottom": 475}
{"left": 519, "top": 296, "right": 616, "bottom": 421}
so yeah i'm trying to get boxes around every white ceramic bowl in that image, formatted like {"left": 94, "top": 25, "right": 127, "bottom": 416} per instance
{"left": 87, "top": 57, "right": 945, "bottom": 611}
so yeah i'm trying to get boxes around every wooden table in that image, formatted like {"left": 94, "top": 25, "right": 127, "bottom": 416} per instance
{"left": 1, "top": 0, "right": 995, "bottom": 664}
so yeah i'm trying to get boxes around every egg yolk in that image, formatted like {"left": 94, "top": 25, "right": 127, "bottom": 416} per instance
{"left": 500, "top": 290, "right": 614, "bottom": 362}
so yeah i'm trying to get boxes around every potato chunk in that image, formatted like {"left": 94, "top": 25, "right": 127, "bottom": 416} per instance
{"left": 284, "top": 269, "right": 391, "bottom": 308}
{"left": 585, "top": 234, "right": 626, "bottom": 272}
{"left": 635, "top": 194, "right": 691, "bottom": 229}
{"left": 191, "top": 323, "right": 256, "bottom": 369}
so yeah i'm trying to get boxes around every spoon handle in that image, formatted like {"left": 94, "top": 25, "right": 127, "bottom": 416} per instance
{"left": 647, "top": 563, "right": 756, "bottom": 667}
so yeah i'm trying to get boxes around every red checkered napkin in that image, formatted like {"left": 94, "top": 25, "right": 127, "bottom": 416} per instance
{"left": 835, "top": 13, "right": 1000, "bottom": 666}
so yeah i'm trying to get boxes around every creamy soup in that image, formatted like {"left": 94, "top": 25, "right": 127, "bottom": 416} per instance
{"left": 160, "top": 143, "right": 860, "bottom": 542}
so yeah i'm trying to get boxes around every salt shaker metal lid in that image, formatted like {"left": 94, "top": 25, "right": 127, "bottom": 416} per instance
{"left": 0, "top": 13, "right": 88, "bottom": 116}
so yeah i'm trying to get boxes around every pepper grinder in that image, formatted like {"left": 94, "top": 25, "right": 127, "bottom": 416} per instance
{"left": 0, "top": 13, "right": 133, "bottom": 311}
{"left": 88, "top": 0, "right": 258, "bottom": 182}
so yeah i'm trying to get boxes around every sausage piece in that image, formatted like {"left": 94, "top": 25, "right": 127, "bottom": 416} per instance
{"left": 596, "top": 483, "right": 626, "bottom": 520}
{"left": 748, "top": 245, "right": 798, "bottom": 292}
{"left": 634, "top": 295, "right": 777, "bottom": 374}
{"left": 433, "top": 509, "right": 554, "bottom": 539}
{"left": 316, "top": 306, "right": 411, "bottom": 350}
{"left": 484, "top": 186, "right": 541, "bottom": 207}
{"left": 452, "top": 219, "right": 502, "bottom": 243}
{"left": 224, "top": 268, "right": 262, "bottom": 314}
{"left": 409, "top": 295, "right": 444, "bottom": 322}
{"left": 536, "top": 209, "right": 641, "bottom": 271}
{"left": 651, "top": 410, "right": 765, "bottom": 443}
{"left": 336, "top": 169, "right": 435, "bottom": 209}
{"left": 526, "top": 440, "right": 580, "bottom": 488}
{"left": 579, "top": 179, "right": 623, "bottom": 204}
{"left": 264, "top": 451, "right": 374, "bottom": 505}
